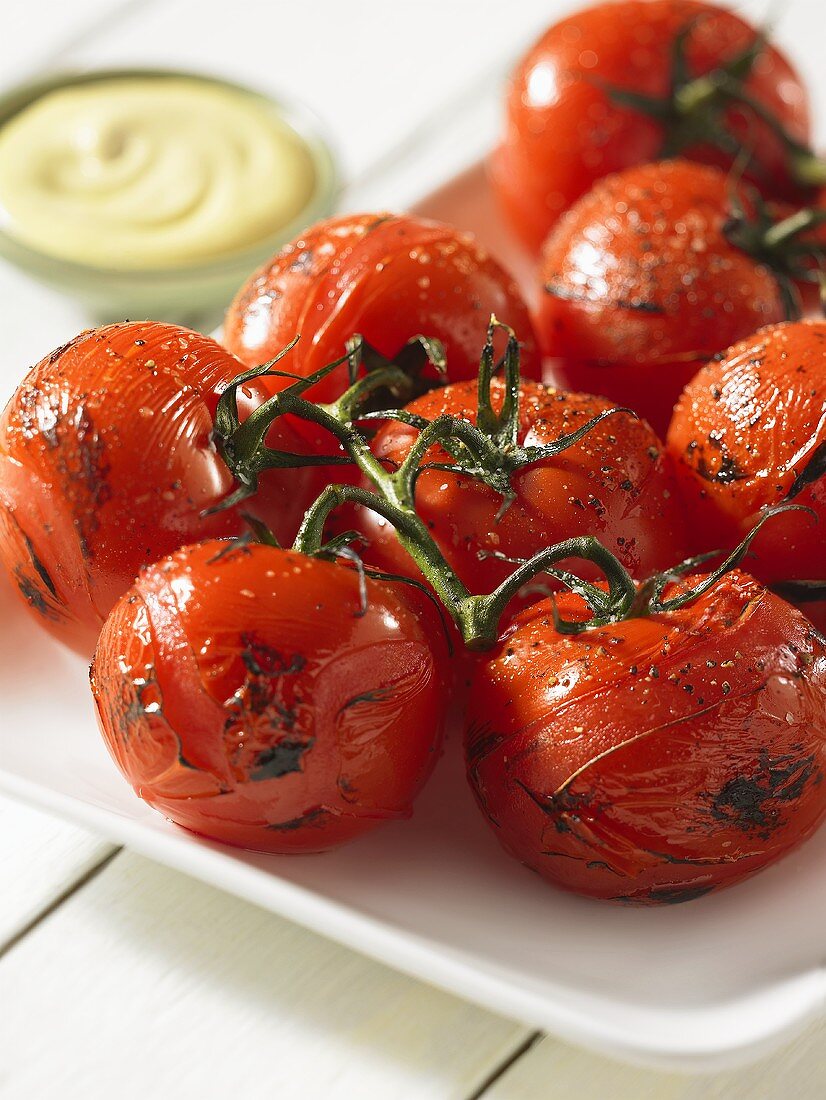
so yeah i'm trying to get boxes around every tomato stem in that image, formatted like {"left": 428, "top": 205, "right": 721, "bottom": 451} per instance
{"left": 214, "top": 330, "right": 811, "bottom": 648}
{"left": 293, "top": 481, "right": 483, "bottom": 632}
{"left": 790, "top": 152, "right": 826, "bottom": 189}
{"left": 708, "top": 75, "right": 826, "bottom": 190}
{"left": 275, "top": 328, "right": 641, "bottom": 646}
{"left": 214, "top": 322, "right": 641, "bottom": 647}
{"left": 721, "top": 185, "right": 826, "bottom": 322}
{"left": 604, "top": 19, "right": 826, "bottom": 194}
{"left": 644, "top": 504, "right": 816, "bottom": 615}
{"left": 762, "top": 207, "right": 826, "bottom": 250}
{"left": 479, "top": 537, "right": 637, "bottom": 639}
{"left": 672, "top": 73, "right": 719, "bottom": 118}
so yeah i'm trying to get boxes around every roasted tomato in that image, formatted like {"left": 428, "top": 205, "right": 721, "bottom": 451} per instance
{"left": 0, "top": 322, "right": 318, "bottom": 654}
{"left": 91, "top": 540, "right": 447, "bottom": 852}
{"left": 465, "top": 572, "right": 826, "bottom": 903}
{"left": 667, "top": 320, "right": 826, "bottom": 630}
{"left": 491, "top": 0, "right": 811, "bottom": 251}
{"left": 223, "top": 212, "right": 540, "bottom": 414}
{"left": 536, "top": 160, "right": 790, "bottom": 435}
{"left": 356, "top": 378, "right": 687, "bottom": 596}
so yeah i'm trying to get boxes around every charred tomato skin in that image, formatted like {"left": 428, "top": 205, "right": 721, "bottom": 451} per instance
{"left": 492, "top": 0, "right": 810, "bottom": 252}
{"left": 536, "top": 160, "right": 787, "bottom": 436}
{"left": 91, "top": 541, "right": 448, "bottom": 853}
{"left": 356, "top": 377, "right": 688, "bottom": 595}
{"left": 465, "top": 572, "right": 826, "bottom": 903}
{"left": 667, "top": 320, "right": 826, "bottom": 627}
{"left": 0, "top": 322, "right": 318, "bottom": 654}
{"left": 223, "top": 212, "right": 541, "bottom": 415}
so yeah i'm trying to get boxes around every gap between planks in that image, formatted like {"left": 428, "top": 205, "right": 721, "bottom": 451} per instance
{"left": 467, "top": 1031, "right": 545, "bottom": 1099}
{"left": 0, "top": 847, "right": 122, "bottom": 960}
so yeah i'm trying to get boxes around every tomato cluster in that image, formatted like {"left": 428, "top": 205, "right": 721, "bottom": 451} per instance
{"left": 1, "top": 0, "right": 825, "bottom": 906}
{"left": 492, "top": 0, "right": 813, "bottom": 253}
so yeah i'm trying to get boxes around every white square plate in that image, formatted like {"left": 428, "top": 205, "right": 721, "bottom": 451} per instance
{"left": 2, "top": 157, "right": 825, "bottom": 1075}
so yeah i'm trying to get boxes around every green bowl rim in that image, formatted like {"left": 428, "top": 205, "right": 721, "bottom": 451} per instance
{"left": 0, "top": 66, "right": 340, "bottom": 282}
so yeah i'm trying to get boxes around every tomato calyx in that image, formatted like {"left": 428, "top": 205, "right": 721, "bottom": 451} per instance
{"left": 721, "top": 191, "right": 826, "bottom": 319}
{"left": 213, "top": 318, "right": 633, "bottom": 649}
{"left": 211, "top": 333, "right": 444, "bottom": 511}
{"left": 485, "top": 504, "right": 815, "bottom": 636}
{"left": 626, "top": 506, "right": 802, "bottom": 615}
{"left": 212, "top": 325, "right": 813, "bottom": 652}
{"left": 363, "top": 319, "right": 631, "bottom": 522}
{"left": 604, "top": 17, "right": 761, "bottom": 156}
{"left": 602, "top": 17, "right": 826, "bottom": 193}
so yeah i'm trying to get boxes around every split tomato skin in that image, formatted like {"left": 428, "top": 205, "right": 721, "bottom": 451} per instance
{"left": 357, "top": 378, "right": 688, "bottom": 595}
{"left": 465, "top": 573, "right": 826, "bottom": 903}
{"left": 0, "top": 322, "right": 317, "bottom": 654}
{"left": 491, "top": 0, "right": 810, "bottom": 252}
{"left": 223, "top": 212, "right": 541, "bottom": 412}
{"left": 91, "top": 541, "right": 448, "bottom": 853}
{"left": 536, "top": 160, "right": 788, "bottom": 436}
{"left": 667, "top": 320, "right": 826, "bottom": 625}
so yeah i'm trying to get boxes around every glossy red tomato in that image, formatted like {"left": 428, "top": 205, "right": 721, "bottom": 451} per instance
{"left": 492, "top": 0, "right": 811, "bottom": 251}
{"left": 465, "top": 572, "right": 826, "bottom": 903}
{"left": 0, "top": 322, "right": 319, "bottom": 654}
{"left": 91, "top": 540, "right": 448, "bottom": 852}
{"left": 223, "top": 213, "right": 540, "bottom": 417}
{"left": 667, "top": 320, "right": 826, "bottom": 630}
{"left": 357, "top": 378, "right": 688, "bottom": 597}
{"left": 536, "top": 160, "right": 789, "bottom": 436}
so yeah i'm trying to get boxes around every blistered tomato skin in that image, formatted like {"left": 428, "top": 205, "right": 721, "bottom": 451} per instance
{"left": 0, "top": 322, "right": 318, "bottom": 654}
{"left": 465, "top": 573, "right": 826, "bottom": 903}
{"left": 357, "top": 378, "right": 688, "bottom": 595}
{"left": 667, "top": 320, "right": 826, "bottom": 626}
{"left": 223, "top": 212, "right": 541, "bottom": 412}
{"left": 536, "top": 160, "right": 787, "bottom": 436}
{"left": 91, "top": 542, "right": 448, "bottom": 853}
{"left": 491, "top": 0, "right": 810, "bottom": 251}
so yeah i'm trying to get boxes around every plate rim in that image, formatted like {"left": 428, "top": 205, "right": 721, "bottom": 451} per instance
{"left": 2, "top": 766, "right": 824, "bottom": 1073}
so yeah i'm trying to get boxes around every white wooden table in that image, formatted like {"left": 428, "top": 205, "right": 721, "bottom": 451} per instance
{"left": 2, "top": 3, "right": 826, "bottom": 1096}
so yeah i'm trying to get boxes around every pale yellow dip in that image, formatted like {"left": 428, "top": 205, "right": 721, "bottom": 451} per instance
{"left": 0, "top": 76, "right": 317, "bottom": 269}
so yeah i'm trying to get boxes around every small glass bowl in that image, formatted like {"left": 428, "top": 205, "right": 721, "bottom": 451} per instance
{"left": 0, "top": 68, "right": 339, "bottom": 324}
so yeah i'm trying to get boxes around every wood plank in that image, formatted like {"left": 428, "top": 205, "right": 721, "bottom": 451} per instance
{"left": 0, "top": 852, "right": 529, "bottom": 1099}
{"left": 479, "top": 1025, "right": 826, "bottom": 1099}
{"left": 0, "top": 800, "right": 115, "bottom": 949}
{"left": 0, "top": 573, "right": 115, "bottom": 948}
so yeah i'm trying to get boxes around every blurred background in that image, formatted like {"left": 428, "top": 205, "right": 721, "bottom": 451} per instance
{"left": 1, "top": 2, "right": 826, "bottom": 1097}
{"left": 2, "top": 0, "right": 825, "bottom": 369}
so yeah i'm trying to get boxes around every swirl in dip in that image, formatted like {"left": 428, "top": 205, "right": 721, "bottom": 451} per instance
{"left": 0, "top": 75, "right": 317, "bottom": 269}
